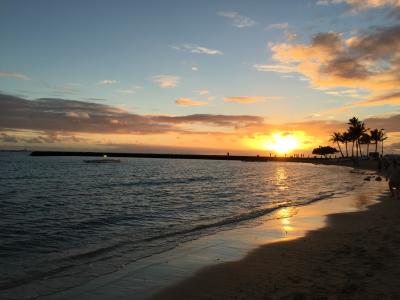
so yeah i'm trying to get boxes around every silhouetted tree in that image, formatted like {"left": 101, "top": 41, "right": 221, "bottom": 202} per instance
{"left": 312, "top": 146, "right": 339, "bottom": 158}
{"left": 330, "top": 118, "right": 389, "bottom": 159}
{"left": 342, "top": 131, "right": 351, "bottom": 157}
{"left": 347, "top": 117, "right": 366, "bottom": 158}
{"left": 370, "top": 129, "right": 380, "bottom": 153}
{"left": 330, "top": 132, "right": 344, "bottom": 158}
{"left": 359, "top": 133, "right": 371, "bottom": 158}
{"left": 379, "top": 129, "right": 387, "bottom": 156}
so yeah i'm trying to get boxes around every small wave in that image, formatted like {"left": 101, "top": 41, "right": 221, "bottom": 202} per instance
{"left": 96, "top": 175, "right": 216, "bottom": 189}
{"left": 1, "top": 189, "right": 341, "bottom": 292}
{"left": 58, "top": 191, "right": 340, "bottom": 266}
{"left": 0, "top": 263, "right": 76, "bottom": 291}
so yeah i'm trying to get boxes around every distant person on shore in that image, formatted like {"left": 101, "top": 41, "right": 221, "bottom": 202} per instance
{"left": 386, "top": 160, "right": 400, "bottom": 199}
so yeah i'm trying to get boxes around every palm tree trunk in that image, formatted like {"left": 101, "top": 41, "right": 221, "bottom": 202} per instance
{"left": 355, "top": 140, "right": 358, "bottom": 158}
{"left": 381, "top": 140, "right": 384, "bottom": 156}
{"left": 336, "top": 141, "right": 344, "bottom": 158}
{"left": 375, "top": 141, "right": 378, "bottom": 153}
{"left": 367, "top": 143, "right": 370, "bottom": 158}
{"left": 358, "top": 140, "right": 363, "bottom": 157}
{"left": 352, "top": 141, "right": 355, "bottom": 157}
{"left": 345, "top": 141, "right": 348, "bottom": 157}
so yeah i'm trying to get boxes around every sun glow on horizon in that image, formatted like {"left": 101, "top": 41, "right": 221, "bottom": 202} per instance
{"left": 263, "top": 133, "right": 300, "bottom": 154}
{"left": 244, "top": 131, "right": 313, "bottom": 155}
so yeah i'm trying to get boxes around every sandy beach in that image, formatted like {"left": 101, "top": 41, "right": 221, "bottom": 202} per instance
{"left": 152, "top": 162, "right": 400, "bottom": 300}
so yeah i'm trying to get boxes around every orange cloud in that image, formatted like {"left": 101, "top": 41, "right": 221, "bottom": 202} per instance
{"left": 151, "top": 75, "right": 180, "bottom": 88}
{"left": 66, "top": 111, "right": 91, "bottom": 119}
{"left": 317, "top": 0, "right": 400, "bottom": 12}
{"left": 356, "top": 91, "right": 400, "bottom": 106}
{"left": 0, "top": 71, "right": 30, "bottom": 80}
{"left": 175, "top": 98, "right": 208, "bottom": 106}
{"left": 224, "top": 96, "right": 280, "bottom": 104}
{"left": 98, "top": 79, "right": 117, "bottom": 85}
{"left": 257, "top": 25, "right": 400, "bottom": 107}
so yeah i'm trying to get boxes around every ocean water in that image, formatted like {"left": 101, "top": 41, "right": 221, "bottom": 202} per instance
{"left": 0, "top": 152, "right": 367, "bottom": 299}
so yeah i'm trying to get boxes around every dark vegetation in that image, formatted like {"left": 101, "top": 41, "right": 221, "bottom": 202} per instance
{"left": 313, "top": 117, "right": 387, "bottom": 159}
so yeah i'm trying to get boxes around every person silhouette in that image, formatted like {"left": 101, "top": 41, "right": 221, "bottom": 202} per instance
{"left": 386, "top": 160, "right": 400, "bottom": 199}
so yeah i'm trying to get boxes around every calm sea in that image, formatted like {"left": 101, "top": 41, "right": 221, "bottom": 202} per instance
{"left": 0, "top": 152, "right": 366, "bottom": 299}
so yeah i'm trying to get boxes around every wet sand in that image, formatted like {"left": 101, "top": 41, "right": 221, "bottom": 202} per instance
{"left": 152, "top": 165, "right": 400, "bottom": 300}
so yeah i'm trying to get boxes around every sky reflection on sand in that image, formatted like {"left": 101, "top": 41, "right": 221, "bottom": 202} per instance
{"left": 263, "top": 182, "right": 385, "bottom": 244}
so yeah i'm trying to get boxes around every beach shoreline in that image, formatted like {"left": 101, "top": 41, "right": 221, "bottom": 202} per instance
{"left": 151, "top": 161, "right": 400, "bottom": 300}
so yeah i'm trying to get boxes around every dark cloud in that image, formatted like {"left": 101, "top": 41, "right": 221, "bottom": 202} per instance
{"left": 98, "top": 142, "right": 228, "bottom": 155}
{"left": 0, "top": 133, "right": 18, "bottom": 143}
{"left": 0, "top": 130, "right": 85, "bottom": 145}
{"left": 389, "top": 7, "right": 400, "bottom": 19}
{"left": 25, "top": 137, "right": 51, "bottom": 144}
{"left": 351, "top": 25, "right": 400, "bottom": 60}
{"left": 312, "top": 32, "right": 342, "bottom": 50}
{"left": 153, "top": 114, "right": 263, "bottom": 127}
{"left": 358, "top": 91, "right": 400, "bottom": 106}
{"left": 82, "top": 98, "right": 107, "bottom": 102}
{"left": 322, "top": 56, "right": 371, "bottom": 79}
{"left": 0, "top": 93, "right": 173, "bottom": 134}
{"left": 24, "top": 132, "right": 61, "bottom": 144}
{"left": 321, "top": 25, "right": 400, "bottom": 80}
{"left": 364, "top": 114, "right": 400, "bottom": 132}
{"left": 0, "top": 93, "right": 264, "bottom": 135}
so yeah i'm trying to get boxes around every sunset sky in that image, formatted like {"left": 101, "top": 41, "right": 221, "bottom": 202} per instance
{"left": 1, "top": 0, "right": 400, "bottom": 154}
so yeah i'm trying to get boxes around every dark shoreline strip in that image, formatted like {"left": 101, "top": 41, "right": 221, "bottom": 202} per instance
{"left": 30, "top": 150, "right": 338, "bottom": 163}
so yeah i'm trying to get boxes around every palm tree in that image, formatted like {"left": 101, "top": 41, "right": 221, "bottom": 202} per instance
{"left": 359, "top": 133, "right": 371, "bottom": 158}
{"left": 347, "top": 117, "right": 366, "bottom": 158}
{"left": 330, "top": 132, "right": 344, "bottom": 158}
{"left": 346, "top": 127, "right": 355, "bottom": 157}
{"left": 370, "top": 129, "right": 380, "bottom": 153}
{"left": 342, "top": 131, "right": 351, "bottom": 157}
{"left": 347, "top": 118, "right": 358, "bottom": 157}
{"left": 379, "top": 129, "right": 387, "bottom": 156}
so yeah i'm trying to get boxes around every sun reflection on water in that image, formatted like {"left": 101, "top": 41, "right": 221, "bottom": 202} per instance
{"left": 275, "top": 167, "right": 288, "bottom": 191}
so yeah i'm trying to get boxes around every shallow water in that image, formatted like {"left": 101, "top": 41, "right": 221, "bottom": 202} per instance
{"left": 0, "top": 152, "right": 369, "bottom": 299}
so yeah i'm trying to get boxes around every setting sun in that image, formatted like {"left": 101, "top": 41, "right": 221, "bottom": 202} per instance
{"left": 243, "top": 131, "right": 312, "bottom": 155}
{"left": 262, "top": 133, "right": 300, "bottom": 154}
